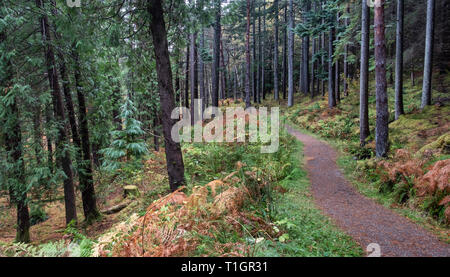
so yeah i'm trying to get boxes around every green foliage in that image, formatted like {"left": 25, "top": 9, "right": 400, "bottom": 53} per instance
{"left": 101, "top": 97, "right": 148, "bottom": 172}
{"left": 29, "top": 204, "right": 48, "bottom": 226}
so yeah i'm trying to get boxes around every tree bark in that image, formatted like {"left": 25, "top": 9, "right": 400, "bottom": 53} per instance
{"left": 302, "top": 1, "right": 310, "bottom": 95}
{"left": 257, "top": 3, "right": 262, "bottom": 104}
{"left": 252, "top": 3, "right": 257, "bottom": 103}
{"left": 199, "top": 30, "right": 205, "bottom": 114}
{"left": 184, "top": 42, "right": 190, "bottom": 108}
{"left": 287, "top": 0, "right": 294, "bottom": 107}
{"left": 282, "top": 3, "right": 287, "bottom": 100}
{"left": 273, "top": 0, "right": 279, "bottom": 101}
{"left": 328, "top": 26, "right": 336, "bottom": 108}
{"left": 262, "top": 0, "right": 266, "bottom": 100}
{"left": 36, "top": 0, "right": 77, "bottom": 225}
{"left": 190, "top": 31, "right": 197, "bottom": 124}
{"left": 212, "top": 0, "right": 221, "bottom": 108}
{"left": 73, "top": 51, "right": 99, "bottom": 221}
{"left": 374, "top": 0, "right": 389, "bottom": 157}
{"left": 343, "top": 4, "right": 349, "bottom": 97}
{"left": 360, "top": 0, "right": 370, "bottom": 145}
{"left": 245, "top": 0, "right": 252, "bottom": 108}
{"left": 148, "top": 0, "right": 186, "bottom": 191}
{"left": 421, "top": 0, "right": 435, "bottom": 108}
{"left": 394, "top": 0, "right": 404, "bottom": 120}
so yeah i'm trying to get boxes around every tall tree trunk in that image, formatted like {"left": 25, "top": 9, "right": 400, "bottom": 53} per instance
{"left": 184, "top": 42, "right": 190, "bottom": 108}
{"left": 73, "top": 51, "right": 99, "bottom": 222}
{"left": 190, "top": 31, "right": 197, "bottom": 124}
{"left": 374, "top": 0, "right": 389, "bottom": 157}
{"left": 212, "top": 0, "right": 221, "bottom": 108}
{"left": 220, "top": 40, "right": 227, "bottom": 100}
{"left": 334, "top": 12, "right": 340, "bottom": 103}
{"left": 302, "top": 1, "right": 310, "bottom": 95}
{"left": 328, "top": 25, "right": 336, "bottom": 108}
{"left": 343, "top": 4, "right": 349, "bottom": 97}
{"left": 45, "top": 107, "right": 54, "bottom": 173}
{"left": 262, "top": 0, "right": 266, "bottom": 100}
{"left": 421, "top": 0, "right": 435, "bottom": 108}
{"left": 36, "top": 0, "right": 77, "bottom": 225}
{"left": 245, "top": 0, "right": 252, "bottom": 108}
{"left": 199, "top": 30, "right": 205, "bottom": 114}
{"left": 360, "top": 0, "right": 370, "bottom": 145}
{"left": 59, "top": 63, "right": 82, "bottom": 154}
{"left": 287, "top": 0, "right": 294, "bottom": 107}
{"left": 175, "top": 58, "right": 181, "bottom": 104}
{"left": 282, "top": 2, "right": 287, "bottom": 100}
{"left": 321, "top": 12, "right": 326, "bottom": 97}
{"left": 148, "top": 0, "right": 186, "bottom": 191}
{"left": 394, "top": 0, "right": 404, "bottom": 120}
{"left": 252, "top": 3, "right": 257, "bottom": 103}
{"left": 257, "top": 3, "right": 262, "bottom": 104}
{"left": 273, "top": 0, "right": 279, "bottom": 101}
{"left": 233, "top": 66, "right": 238, "bottom": 101}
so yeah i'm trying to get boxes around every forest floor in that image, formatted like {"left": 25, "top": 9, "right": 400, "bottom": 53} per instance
{"left": 286, "top": 124, "right": 450, "bottom": 256}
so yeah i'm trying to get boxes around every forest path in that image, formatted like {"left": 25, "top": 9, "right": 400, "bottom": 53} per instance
{"left": 285, "top": 125, "right": 450, "bottom": 257}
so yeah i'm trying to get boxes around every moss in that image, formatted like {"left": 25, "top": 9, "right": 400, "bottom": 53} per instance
{"left": 389, "top": 105, "right": 450, "bottom": 151}
{"left": 418, "top": 132, "right": 450, "bottom": 155}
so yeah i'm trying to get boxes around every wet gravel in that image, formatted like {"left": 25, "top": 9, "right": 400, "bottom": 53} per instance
{"left": 286, "top": 125, "right": 450, "bottom": 257}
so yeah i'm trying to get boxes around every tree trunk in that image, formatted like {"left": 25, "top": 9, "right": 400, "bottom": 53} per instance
{"left": 262, "top": 0, "right": 266, "bottom": 100}
{"left": 302, "top": 1, "right": 310, "bottom": 95}
{"left": 252, "top": 3, "right": 257, "bottom": 103}
{"left": 73, "top": 51, "right": 99, "bottom": 222}
{"left": 257, "top": 3, "right": 262, "bottom": 104}
{"left": 287, "top": 0, "right": 294, "bottom": 107}
{"left": 59, "top": 63, "right": 82, "bottom": 154}
{"left": 282, "top": 3, "right": 287, "bottom": 100}
{"left": 321, "top": 13, "right": 326, "bottom": 97}
{"left": 245, "top": 0, "right": 252, "bottom": 108}
{"left": 328, "top": 26, "right": 336, "bottom": 108}
{"left": 343, "top": 4, "right": 349, "bottom": 97}
{"left": 36, "top": 0, "right": 77, "bottom": 225}
{"left": 334, "top": 12, "right": 341, "bottom": 103}
{"left": 190, "top": 31, "right": 197, "bottom": 124}
{"left": 394, "top": 0, "right": 404, "bottom": 120}
{"left": 199, "top": 30, "right": 205, "bottom": 114}
{"left": 220, "top": 40, "right": 227, "bottom": 100}
{"left": 184, "top": 41, "right": 190, "bottom": 108}
{"left": 421, "top": 0, "right": 435, "bottom": 108}
{"left": 360, "top": 0, "right": 370, "bottom": 145}
{"left": 374, "top": 0, "right": 389, "bottom": 157}
{"left": 212, "top": 0, "right": 221, "bottom": 108}
{"left": 273, "top": 0, "right": 279, "bottom": 101}
{"left": 148, "top": 0, "right": 186, "bottom": 191}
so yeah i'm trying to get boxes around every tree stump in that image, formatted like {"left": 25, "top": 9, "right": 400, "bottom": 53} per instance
{"left": 123, "top": 185, "right": 140, "bottom": 198}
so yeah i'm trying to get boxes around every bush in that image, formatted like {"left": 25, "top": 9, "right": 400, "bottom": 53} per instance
{"left": 29, "top": 204, "right": 48, "bottom": 226}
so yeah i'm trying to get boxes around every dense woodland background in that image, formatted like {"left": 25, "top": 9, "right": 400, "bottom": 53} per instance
{"left": 0, "top": 0, "right": 448, "bottom": 256}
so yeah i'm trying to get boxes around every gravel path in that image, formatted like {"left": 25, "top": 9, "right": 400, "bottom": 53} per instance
{"left": 286, "top": 125, "right": 450, "bottom": 257}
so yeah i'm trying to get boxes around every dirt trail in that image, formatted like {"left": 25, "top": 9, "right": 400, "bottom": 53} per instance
{"left": 286, "top": 125, "right": 450, "bottom": 257}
